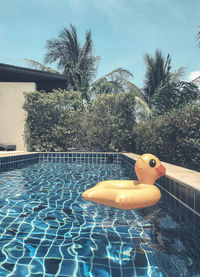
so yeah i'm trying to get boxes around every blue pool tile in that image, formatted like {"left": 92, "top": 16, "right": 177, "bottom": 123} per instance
{"left": 1, "top": 262, "right": 15, "bottom": 272}
{"left": 18, "top": 257, "right": 32, "bottom": 264}
{"left": 174, "top": 181, "right": 180, "bottom": 198}
{"left": 46, "top": 246, "right": 62, "bottom": 259}
{"left": 91, "top": 263, "right": 111, "bottom": 277}
{"left": 195, "top": 214, "right": 200, "bottom": 231}
{"left": 11, "top": 264, "right": 29, "bottom": 276}
{"left": 187, "top": 187, "right": 195, "bottom": 209}
{"left": 195, "top": 191, "right": 200, "bottom": 214}
{"left": 44, "top": 258, "right": 62, "bottom": 274}
{"left": 30, "top": 259, "right": 44, "bottom": 274}
{"left": 59, "top": 259, "right": 76, "bottom": 276}
{"left": 122, "top": 267, "right": 136, "bottom": 277}
{"left": 180, "top": 184, "right": 187, "bottom": 203}
{"left": 111, "top": 267, "right": 121, "bottom": 277}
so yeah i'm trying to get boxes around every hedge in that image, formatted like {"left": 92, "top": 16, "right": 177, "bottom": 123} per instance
{"left": 134, "top": 103, "right": 200, "bottom": 171}
{"left": 23, "top": 89, "right": 83, "bottom": 151}
{"left": 23, "top": 90, "right": 136, "bottom": 152}
{"left": 77, "top": 93, "right": 136, "bottom": 152}
{"left": 152, "top": 81, "right": 199, "bottom": 116}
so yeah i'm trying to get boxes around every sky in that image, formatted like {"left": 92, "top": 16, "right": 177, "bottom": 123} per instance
{"left": 0, "top": 0, "right": 200, "bottom": 88}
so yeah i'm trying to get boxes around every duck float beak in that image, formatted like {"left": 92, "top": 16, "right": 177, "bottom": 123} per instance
{"left": 155, "top": 164, "right": 166, "bottom": 177}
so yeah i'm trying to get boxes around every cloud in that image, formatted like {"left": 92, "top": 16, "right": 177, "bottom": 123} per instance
{"left": 188, "top": 71, "right": 200, "bottom": 82}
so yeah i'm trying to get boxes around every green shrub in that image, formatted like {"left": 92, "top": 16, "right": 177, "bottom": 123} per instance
{"left": 134, "top": 103, "right": 200, "bottom": 171}
{"left": 77, "top": 93, "right": 136, "bottom": 151}
{"left": 23, "top": 90, "right": 136, "bottom": 152}
{"left": 23, "top": 89, "right": 83, "bottom": 151}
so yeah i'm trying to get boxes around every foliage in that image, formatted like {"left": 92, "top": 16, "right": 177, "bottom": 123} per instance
{"left": 144, "top": 50, "right": 171, "bottom": 100}
{"left": 77, "top": 93, "right": 136, "bottom": 152}
{"left": 143, "top": 49, "right": 185, "bottom": 108}
{"left": 23, "top": 90, "right": 136, "bottom": 152}
{"left": 152, "top": 81, "right": 200, "bottom": 116}
{"left": 26, "top": 24, "right": 99, "bottom": 101}
{"left": 90, "top": 68, "right": 134, "bottom": 95}
{"left": 134, "top": 103, "right": 200, "bottom": 171}
{"left": 25, "top": 25, "right": 149, "bottom": 116}
{"left": 23, "top": 89, "right": 83, "bottom": 151}
{"left": 24, "top": 59, "right": 59, "bottom": 74}
{"left": 90, "top": 68, "right": 151, "bottom": 121}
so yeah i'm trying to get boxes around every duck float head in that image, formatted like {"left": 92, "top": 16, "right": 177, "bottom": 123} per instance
{"left": 135, "top": 153, "right": 166, "bottom": 185}
{"left": 82, "top": 153, "right": 166, "bottom": 210}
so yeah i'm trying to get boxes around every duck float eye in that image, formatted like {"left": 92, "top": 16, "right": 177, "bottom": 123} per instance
{"left": 149, "top": 159, "right": 156, "bottom": 168}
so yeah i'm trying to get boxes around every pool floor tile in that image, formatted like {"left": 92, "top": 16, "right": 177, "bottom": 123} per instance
{"left": 59, "top": 259, "right": 76, "bottom": 275}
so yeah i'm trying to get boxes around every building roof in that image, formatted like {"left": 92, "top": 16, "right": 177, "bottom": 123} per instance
{"left": 0, "top": 63, "right": 67, "bottom": 82}
{"left": 0, "top": 63, "right": 67, "bottom": 91}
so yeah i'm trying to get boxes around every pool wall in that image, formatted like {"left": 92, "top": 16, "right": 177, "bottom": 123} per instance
{"left": 0, "top": 153, "right": 39, "bottom": 170}
{"left": 123, "top": 153, "right": 200, "bottom": 235}
{"left": 39, "top": 152, "right": 121, "bottom": 164}
{"left": 0, "top": 151, "right": 199, "bottom": 234}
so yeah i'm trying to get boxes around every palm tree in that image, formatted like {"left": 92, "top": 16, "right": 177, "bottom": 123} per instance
{"left": 143, "top": 49, "right": 185, "bottom": 108}
{"left": 90, "top": 68, "right": 151, "bottom": 121}
{"left": 25, "top": 24, "right": 150, "bottom": 120}
{"left": 26, "top": 24, "right": 99, "bottom": 101}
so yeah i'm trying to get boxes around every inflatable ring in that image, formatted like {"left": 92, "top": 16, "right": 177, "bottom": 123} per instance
{"left": 82, "top": 154, "right": 166, "bottom": 209}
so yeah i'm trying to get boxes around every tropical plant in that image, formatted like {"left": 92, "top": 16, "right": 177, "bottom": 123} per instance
{"left": 26, "top": 24, "right": 99, "bottom": 101}
{"left": 77, "top": 93, "right": 137, "bottom": 151}
{"left": 134, "top": 102, "right": 200, "bottom": 171}
{"left": 143, "top": 49, "right": 185, "bottom": 108}
{"left": 152, "top": 81, "right": 200, "bottom": 116}
{"left": 25, "top": 24, "right": 150, "bottom": 120}
{"left": 90, "top": 68, "right": 133, "bottom": 95}
{"left": 89, "top": 68, "right": 151, "bottom": 121}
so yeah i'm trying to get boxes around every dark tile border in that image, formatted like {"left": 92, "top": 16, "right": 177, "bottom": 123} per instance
{"left": 0, "top": 154, "right": 39, "bottom": 171}
{"left": 39, "top": 152, "right": 122, "bottom": 164}
{"left": 156, "top": 176, "right": 200, "bottom": 216}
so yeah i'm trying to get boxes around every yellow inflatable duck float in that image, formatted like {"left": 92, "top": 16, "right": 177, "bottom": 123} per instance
{"left": 82, "top": 154, "right": 166, "bottom": 209}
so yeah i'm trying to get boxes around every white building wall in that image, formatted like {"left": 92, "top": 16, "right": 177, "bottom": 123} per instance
{"left": 0, "top": 82, "right": 36, "bottom": 151}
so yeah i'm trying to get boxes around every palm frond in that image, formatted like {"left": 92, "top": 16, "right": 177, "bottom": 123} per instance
{"left": 170, "top": 66, "right": 186, "bottom": 82}
{"left": 122, "top": 80, "right": 146, "bottom": 100}
{"left": 196, "top": 26, "right": 200, "bottom": 48}
{"left": 91, "top": 68, "right": 133, "bottom": 87}
{"left": 24, "top": 58, "right": 60, "bottom": 74}
{"left": 135, "top": 96, "right": 152, "bottom": 121}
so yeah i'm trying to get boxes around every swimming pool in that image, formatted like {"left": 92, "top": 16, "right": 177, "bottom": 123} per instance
{"left": 0, "top": 156, "right": 200, "bottom": 276}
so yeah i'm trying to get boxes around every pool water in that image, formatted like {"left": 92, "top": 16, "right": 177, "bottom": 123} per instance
{"left": 0, "top": 161, "right": 200, "bottom": 277}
